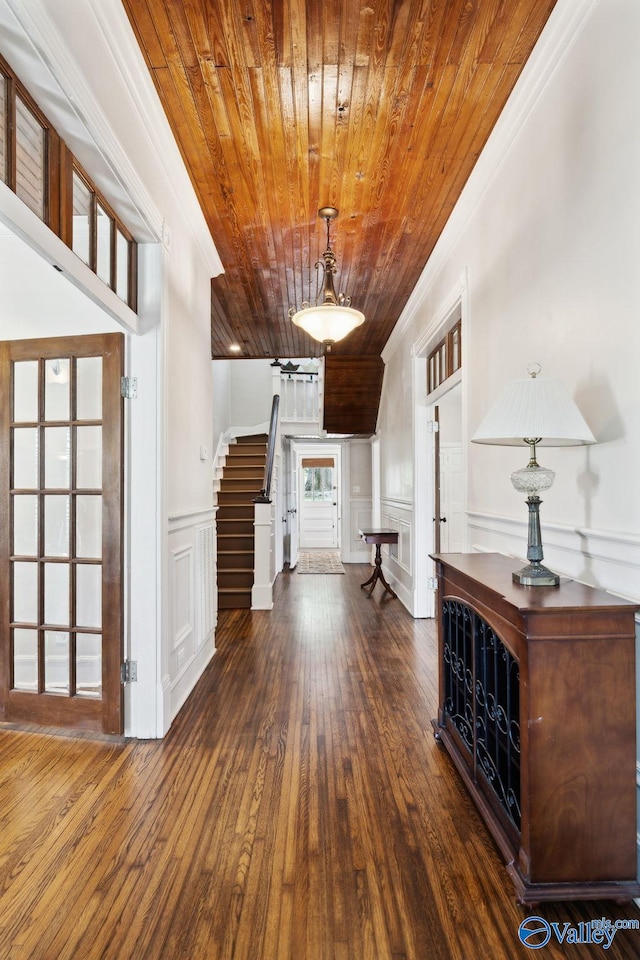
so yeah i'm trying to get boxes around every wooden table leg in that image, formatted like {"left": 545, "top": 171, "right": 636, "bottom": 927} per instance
{"left": 360, "top": 544, "right": 397, "bottom": 598}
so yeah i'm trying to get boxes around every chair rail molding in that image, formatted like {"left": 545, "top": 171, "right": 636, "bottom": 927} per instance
{"left": 467, "top": 510, "right": 640, "bottom": 602}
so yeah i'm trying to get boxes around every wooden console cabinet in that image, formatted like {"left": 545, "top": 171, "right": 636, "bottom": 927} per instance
{"left": 431, "top": 552, "right": 640, "bottom": 904}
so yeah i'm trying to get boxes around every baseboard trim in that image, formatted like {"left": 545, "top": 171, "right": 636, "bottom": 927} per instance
{"left": 169, "top": 637, "right": 216, "bottom": 726}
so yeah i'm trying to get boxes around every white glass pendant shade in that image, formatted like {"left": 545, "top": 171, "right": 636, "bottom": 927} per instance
{"left": 290, "top": 304, "right": 365, "bottom": 345}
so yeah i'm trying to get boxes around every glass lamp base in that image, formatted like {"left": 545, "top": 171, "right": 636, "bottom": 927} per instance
{"left": 512, "top": 562, "right": 560, "bottom": 587}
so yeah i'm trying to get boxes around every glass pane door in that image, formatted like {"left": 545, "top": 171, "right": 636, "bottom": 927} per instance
{"left": 0, "top": 334, "right": 124, "bottom": 734}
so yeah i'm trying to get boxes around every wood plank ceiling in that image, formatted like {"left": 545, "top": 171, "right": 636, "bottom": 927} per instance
{"left": 123, "top": 0, "right": 558, "bottom": 360}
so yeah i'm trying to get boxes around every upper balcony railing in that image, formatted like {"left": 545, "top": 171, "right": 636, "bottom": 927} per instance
{"left": 275, "top": 360, "right": 322, "bottom": 424}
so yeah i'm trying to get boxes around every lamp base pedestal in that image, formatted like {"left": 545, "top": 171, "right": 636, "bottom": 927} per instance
{"left": 512, "top": 562, "right": 560, "bottom": 587}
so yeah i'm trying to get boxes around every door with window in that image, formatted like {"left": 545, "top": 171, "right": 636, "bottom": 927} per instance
{"left": 0, "top": 334, "right": 124, "bottom": 735}
{"left": 299, "top": 456, "right": 338, "bottom": 548}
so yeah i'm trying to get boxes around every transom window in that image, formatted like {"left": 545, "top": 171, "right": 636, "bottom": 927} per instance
{"left": 427, "top": 319, "right": 462, "bottom": 395}
{"left": 15, "top": 94, "right": 46, "bottom": 221}
{"left": 72, "top": 167, "right": 135, "bottom": 307}
{"left": 0, "top": 64, "right": 52, "bottom": 225}
{"left": 0, "top": 54, "right": 137, "bottom": 311}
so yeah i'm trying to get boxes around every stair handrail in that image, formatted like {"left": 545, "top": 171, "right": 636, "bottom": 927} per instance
{"left": 254, "top": 393, "right": 280, "bottom": 503}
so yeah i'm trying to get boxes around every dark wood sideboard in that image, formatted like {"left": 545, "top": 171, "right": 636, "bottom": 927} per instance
{"left": 431, "top": 552, "right": 640, "bottom": 904}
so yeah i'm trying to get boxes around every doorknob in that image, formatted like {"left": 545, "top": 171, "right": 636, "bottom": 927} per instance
{"left": 433, "top": 516, "right": 447, "bottom": 523}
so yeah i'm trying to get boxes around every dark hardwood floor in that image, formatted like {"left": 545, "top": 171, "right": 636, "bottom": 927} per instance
{"left": 0, "top": 563, "right": 638, "bottom": 959}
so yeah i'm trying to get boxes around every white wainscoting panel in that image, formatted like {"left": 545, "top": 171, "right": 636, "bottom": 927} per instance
{"left": 196, "top": 521, "right": 217, "bottom": 648}
{"left": 380, "top": 499, "right": 414, "bottom": 612}
{"left": 349, "top": 500, "right": 372, "bottom": 562}
{"left": 168, "top": 509, "right": 217, "bottom": 725}
{"left": 171, "top": 545, "right": 193, "bottom": 652}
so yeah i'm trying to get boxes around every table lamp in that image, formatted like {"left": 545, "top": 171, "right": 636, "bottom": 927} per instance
{"left": 471, "top": 363, "right": 595, "bottom": 586}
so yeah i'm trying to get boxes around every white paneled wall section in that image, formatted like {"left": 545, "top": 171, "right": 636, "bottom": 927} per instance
{"left": 167, "top": 511, "right": 217, "bottom": 726}
{"left": 379, "top": 499, "right": 413, "bottom": 611}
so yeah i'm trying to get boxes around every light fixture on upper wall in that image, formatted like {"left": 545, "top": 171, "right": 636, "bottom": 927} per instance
{"left": 289, "top": 207, "right": 365, "bottom": 349}
{"left": 471, "top": 363, "right": 595, "bottom": 586}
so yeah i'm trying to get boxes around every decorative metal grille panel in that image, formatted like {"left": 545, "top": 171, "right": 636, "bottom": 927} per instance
{"left": 475, "top": 617, "right": 521, "bottom": 831}
{"left": 442, "top": 599, "right": 521, "bottom": 832}
{"left": 443, "top": 600, "right": 474, "bottom": 754}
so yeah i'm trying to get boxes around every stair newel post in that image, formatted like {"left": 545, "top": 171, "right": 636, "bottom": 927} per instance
{"left": 252, "top": 500, "right": 274, "bottom": 610}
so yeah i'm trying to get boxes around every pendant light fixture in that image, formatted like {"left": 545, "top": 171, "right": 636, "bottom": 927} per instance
{"left": 289, "top": 207, "right": 365, "bottom": 348}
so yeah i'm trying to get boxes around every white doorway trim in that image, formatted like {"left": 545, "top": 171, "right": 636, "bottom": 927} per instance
{"left": 412, "top": 270, "right": 469, "bottom": 618}
{"left": 292, "top": 441, "right": 342, "bottom": 553}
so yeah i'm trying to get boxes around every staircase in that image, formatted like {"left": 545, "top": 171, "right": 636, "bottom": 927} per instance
{"left": 216, "top": 434, "right": 268, "bottom": 609}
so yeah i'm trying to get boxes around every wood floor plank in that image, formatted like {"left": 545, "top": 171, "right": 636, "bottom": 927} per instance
{"left": 0, "top": 563, "right": 638, "bottom": 959}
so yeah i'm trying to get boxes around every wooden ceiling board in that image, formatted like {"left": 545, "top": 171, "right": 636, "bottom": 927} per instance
{"left": 122, "top": 0, "right": 559, "bottom": 360}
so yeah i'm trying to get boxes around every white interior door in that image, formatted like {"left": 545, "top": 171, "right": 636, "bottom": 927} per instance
{"left": 299, "top": 456, "right": 338, "bottom": 549}
{"left": 435, "top": 382, "right": 464, "bottom": 555}
{"left": 439, "top": 442, "right": 464, "bottom": 552}
{"left": 289, "top": 445, "right": 299, "bottom": 567}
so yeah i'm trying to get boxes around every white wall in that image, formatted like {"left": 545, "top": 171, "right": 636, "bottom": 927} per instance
{"left": 346, "top": 440, "right": 373, "bottom": 563}
{"left": 379, "top": 0, "right": 640, "bottom": 873}
{"left": 382, "top": 0, "right": 640, "bottom": 598}
{"left": 212, "top": 359, "right": 233, "bottom": 442}
{"left": 0, "top": 226, "right": 123, "bottom": 338}
{"left": 229, "top": 359, "right": 275, "bottom": 428}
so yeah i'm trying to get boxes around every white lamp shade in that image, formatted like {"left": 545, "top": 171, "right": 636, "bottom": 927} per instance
{"left": 472, "top": 375, "right": 596, "bottom": 446}
{"left": 290, "top": 304, "right": 365, "bottom": 344}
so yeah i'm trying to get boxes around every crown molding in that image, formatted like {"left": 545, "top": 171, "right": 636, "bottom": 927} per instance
{"left": 88, "top": 0, "right": 223, "bottom": 277}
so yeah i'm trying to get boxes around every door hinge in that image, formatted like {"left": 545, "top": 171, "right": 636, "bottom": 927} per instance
{"left": 427, "top": 576, "right": 439, "bottom": 590}
{"left": 427, "top": 420, "right": 440, "bottom": 433}
{"left": 121, "top": 376, "right": 138, "bottom": 399}
{"left": 121, "top": 660, "right": 137, "bottom": 683}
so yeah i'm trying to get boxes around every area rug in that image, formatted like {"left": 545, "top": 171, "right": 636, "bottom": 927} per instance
{"left": 296, "top": 549, "right": 345, "bottom": 574}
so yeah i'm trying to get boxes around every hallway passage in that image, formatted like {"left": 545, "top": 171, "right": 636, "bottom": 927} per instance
{"left": 0, "top": 563, "right": 638, "bottom": 959}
